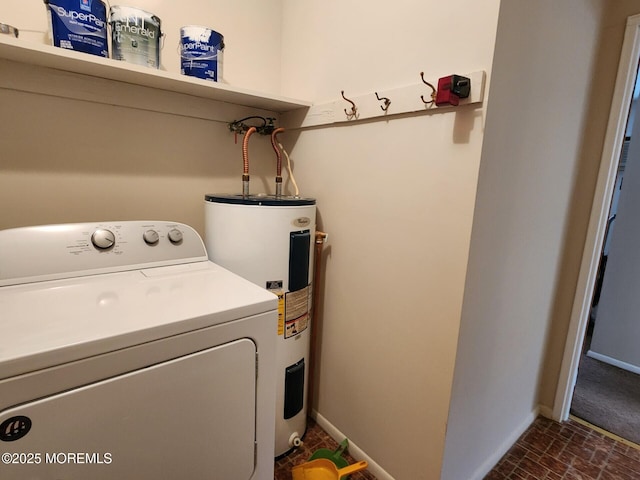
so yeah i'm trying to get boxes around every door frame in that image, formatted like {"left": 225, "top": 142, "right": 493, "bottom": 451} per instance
{"left": 553, "top": 13, "right": 640, "bottom": 421}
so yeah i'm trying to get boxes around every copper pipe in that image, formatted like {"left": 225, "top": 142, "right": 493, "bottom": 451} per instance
{"left": 308, "top": 231, "right": 328, "bottom": 413}
{"left": 242, "top": 126, "right": 257, "bottom": 175}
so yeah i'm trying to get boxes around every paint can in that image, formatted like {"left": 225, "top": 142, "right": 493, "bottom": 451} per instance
{"left": 179, "top": 26, "right": 224, "bottom": 82}
{"left": 43, "top": 0, "right": 108, "bottom": 58}
{"left": 109, "top": 6, "right": 162, "bottom": 69}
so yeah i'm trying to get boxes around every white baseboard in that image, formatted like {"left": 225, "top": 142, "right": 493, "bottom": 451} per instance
{"left": 312, "top": 407, "right": 544, "bottom": 480}
{"left": 310, "top": 410, "right": 395, "bottom": 480}
{"left": 538, "top": 404, "right": 554, "bottom": 420}
{"left": 457, "top": 408, "right": 539, "bottom": 480}
{"left": 586, "top": 350, "right": 640, "bottom": 375}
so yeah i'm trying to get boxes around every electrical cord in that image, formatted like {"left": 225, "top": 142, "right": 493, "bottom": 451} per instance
{"left": 278, "top": 142, "right": 300, "bottom": 197}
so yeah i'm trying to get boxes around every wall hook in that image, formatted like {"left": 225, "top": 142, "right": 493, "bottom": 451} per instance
{"left": 420, "top": 72, "right": 436, "bottom": 105}
{"left": 341, "top": 90, "right": 358, "bottom": 119}
{"left": 375, "top": 92, "right": 391, "bottom": 112}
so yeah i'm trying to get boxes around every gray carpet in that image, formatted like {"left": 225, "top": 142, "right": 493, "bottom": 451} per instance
{"left": 570, "top": 352, "right": 640, "bottom": 444}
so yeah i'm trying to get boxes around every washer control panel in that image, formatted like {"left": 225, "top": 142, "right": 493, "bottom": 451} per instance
{"left": 91, "top": 229, "right": 117, "bottom": 250}
{"left": 82, "top": 223, "right": 190, "bottom": 253}
{"left": 167, "top": 228, "right": 183, "bottom": 244}
{"left": 0, "top": 221, "right": 209, "bottom": 286}
{"left": 143, "top": 229, "right": 160, "bottom": 245}
{"left": 87, "top": 227, "right": 181, "bottom": 250}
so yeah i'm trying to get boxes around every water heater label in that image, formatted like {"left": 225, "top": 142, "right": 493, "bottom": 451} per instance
{"left": 284, "top": 286, "right": 310, "bottom": 338}
{"left": 285, "top": 313, "right": 308, "bottom": 339}
{"left": 292, "top": 217, "right": 311, "bottom": 228}
{"left": 277, "top": 292, "right": 285, "bottom": 335}
{"left": 266, "top": 281, "right": 285, "bottom": 335}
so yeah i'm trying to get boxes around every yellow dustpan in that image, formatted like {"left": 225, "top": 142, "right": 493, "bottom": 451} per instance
{"left": 291, "top": 458, "right": 368, "bottom": 480}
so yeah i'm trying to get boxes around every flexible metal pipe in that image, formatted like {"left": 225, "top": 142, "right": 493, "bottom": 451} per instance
{"left": 271, "top": 128, "right": 285, "bottom": 197}
{"left": 242, "top": 127, "right": 257, "bottom": 197}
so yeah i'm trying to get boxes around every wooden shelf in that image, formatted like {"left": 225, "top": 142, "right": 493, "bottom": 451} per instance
{"left": 0, "top": 35, "right": 311, "bottom": 113}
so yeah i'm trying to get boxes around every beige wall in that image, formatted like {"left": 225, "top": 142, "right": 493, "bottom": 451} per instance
{"left": 4, "top": 1, "right": 636, "bottom": 479}
{"left": 0, "top": 1, "right": 285, "bottom": 235}
{"left": 280, "top": 1, "right": 500, "bottom": 478}
{"left": 442, "top": 2, "right": 605, "bottom": 479}
{"left": 1, "top": 0, "right": 283, "bottom": 92}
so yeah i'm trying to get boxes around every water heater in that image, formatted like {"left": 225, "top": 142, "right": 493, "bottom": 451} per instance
{"left": 204, "top": 194, "right": 316, "bottom": 457}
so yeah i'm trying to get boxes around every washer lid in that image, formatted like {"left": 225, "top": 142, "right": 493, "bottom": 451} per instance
{"left": 0, "top": 261, "right": 277, "bottom": 380}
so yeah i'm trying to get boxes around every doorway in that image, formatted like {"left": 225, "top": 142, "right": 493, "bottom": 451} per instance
{"left": 554, "top": 13, "right": 640, "bottom": 434}
{"left": 569, "top": 123, "right": 640, "bottom": 444}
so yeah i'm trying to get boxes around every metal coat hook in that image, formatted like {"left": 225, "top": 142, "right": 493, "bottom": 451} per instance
{"left": 420, "top": 72, "right": 436, "bottom": 105}
{"left": 375, "top": 92, "right": 391, "bottom": 112}
{"left": 341, "top": 90, "right": 358, "bottom": 119}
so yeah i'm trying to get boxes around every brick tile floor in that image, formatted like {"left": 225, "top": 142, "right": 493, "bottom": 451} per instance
{"left": 275, "top": 416, "right": 640, "bottom": 479}
{"left": 485, "top": 416, "right": 640, "bottom": 479}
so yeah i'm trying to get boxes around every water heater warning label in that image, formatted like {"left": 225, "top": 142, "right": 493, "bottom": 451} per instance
{"left": 284, "top": 286, "right": 310, "bottom": 338}
{"left": 277, "top": 292, "right": 285, "bottom": 335}
{"left": 285, "top": 313, "right": 308, "bottom": 338}
{"left": 266, "top": 281, "right": 286, "bottom": 335}
{"left": 266, "top": 280, "right": 283, "bottom": 290}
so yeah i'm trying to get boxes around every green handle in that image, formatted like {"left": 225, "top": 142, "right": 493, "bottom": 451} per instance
{"left": 332, "top": 438, "right": 349, "bottom": 460}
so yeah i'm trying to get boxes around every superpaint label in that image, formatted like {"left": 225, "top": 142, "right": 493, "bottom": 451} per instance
{"left": 181, "top": 41, "right": 217, "bottom": 54}
{"left": 46, "top": 0, "right": 108, "bottom": 57}
{"left": 51, "top": 6, "right": 106, "bottom": 29}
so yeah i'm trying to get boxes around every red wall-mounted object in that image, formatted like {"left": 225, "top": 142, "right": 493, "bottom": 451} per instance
{"left": 435, "top": 75, "right": 471, "bottom": 107}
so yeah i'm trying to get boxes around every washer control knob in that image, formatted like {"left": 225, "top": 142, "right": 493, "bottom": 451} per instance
{"left": 143, "top": 229, "right": 160, "bottom": 245}
{"left": 91, "top": 229, "right": 115, "bottom": 250}
{"left": 167, "top": 228, "right": 183, "bottom": 244}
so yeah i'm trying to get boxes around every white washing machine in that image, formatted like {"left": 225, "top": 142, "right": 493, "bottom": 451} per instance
{"left": 0, "top": 221, "right": 277, "bottom": 480}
